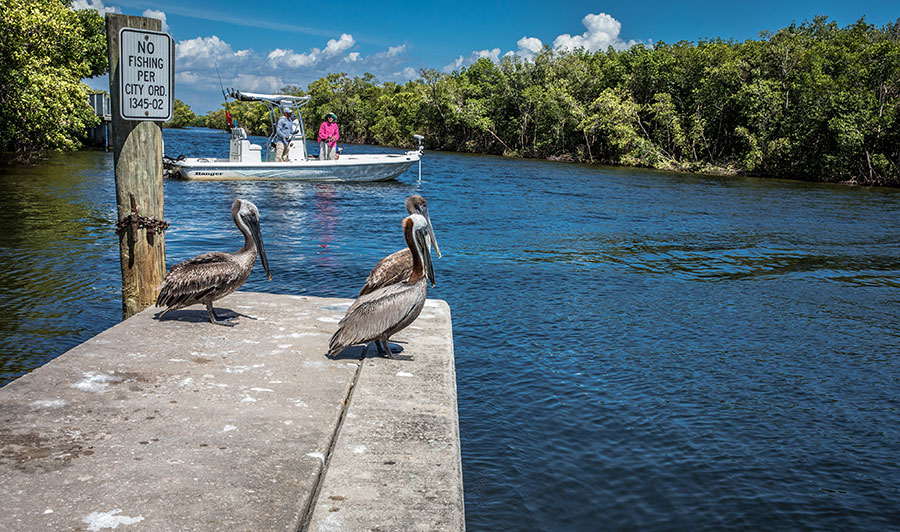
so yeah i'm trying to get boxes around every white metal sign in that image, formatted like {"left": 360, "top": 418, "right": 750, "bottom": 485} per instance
{"left": 118, "top": 27, "right": 174, "bottom": 121}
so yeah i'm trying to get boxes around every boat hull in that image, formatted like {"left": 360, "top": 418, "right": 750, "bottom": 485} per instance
{"left": 168, "top": 152, "right": 419, "bottom": 182}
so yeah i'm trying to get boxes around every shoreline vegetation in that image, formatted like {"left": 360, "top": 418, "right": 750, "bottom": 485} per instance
{"left": 204, "top": 16, "right": 899, "bottom": 187}
{"left": 2, "top": 3, "right": 898, "bottom": 186}
{"left": 1, "top": 1, "right": 106, "bottom": 163}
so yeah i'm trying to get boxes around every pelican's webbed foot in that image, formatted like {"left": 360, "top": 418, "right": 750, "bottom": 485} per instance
{"left": 207, "top": 303, "right": 237, "bottom": 326}
{"left": 379, "top": 339, "right": 394, "bottom": 359}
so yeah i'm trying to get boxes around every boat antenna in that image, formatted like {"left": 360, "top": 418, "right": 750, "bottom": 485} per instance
{"left": 413, "top": 134, "right": 424, "bottom": 182}
{"left": 214, "top": 57, "right": 233, "bottom": 128}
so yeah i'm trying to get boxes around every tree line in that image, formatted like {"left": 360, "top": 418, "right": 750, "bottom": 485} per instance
{"left": 1, "top": 0, "right": 106, "bottom": 162}
{"left": 3, "top": 3, "right": 898, "bottom": 185}
{"left": 201, "top": 16, "right": 899, "bottom": 185}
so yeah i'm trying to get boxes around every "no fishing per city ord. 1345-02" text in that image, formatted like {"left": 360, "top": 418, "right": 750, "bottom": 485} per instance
{"left": 118, "top": 27, "right": 174, "bottom": 121}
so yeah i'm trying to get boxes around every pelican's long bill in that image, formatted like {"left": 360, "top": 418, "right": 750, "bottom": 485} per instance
{"left": 415, "top": 222, "right": 435, "bottom": 286}
{"left": 244, "top": 209, "right": 271, "bottom": 280}
{"left": 417, "top": 204, "right": 442, "bottom": 258}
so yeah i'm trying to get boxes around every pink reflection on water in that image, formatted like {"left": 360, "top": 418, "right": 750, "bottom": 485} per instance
{"left": 311, "top": 183, "right": 337, "bottom": 268}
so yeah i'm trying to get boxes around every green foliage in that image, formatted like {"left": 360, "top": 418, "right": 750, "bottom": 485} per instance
{"left": 207, "top": 100, "right": 277, "bottom": 136}
{"left": 3, "top": 5, "right": 897, "bottom": 185}
{"left": 0, "top": 0, "right": 108, "bottom": 162}
{"left": 164, "top": 99, "right": 196, "bottom": 128}
{"left": 206, "top": 15, "right": 898, "bottom": 185}
{"left": 276, "top": 16, "right": 892, "bottom": 185}
{"left": 188, "top": 114, "right": 207, "bottom": 128}
{"left": 72, "top": 6, "right": 108, "bottom": 78}
{"left": 205, "top": 109, "right": 226, "bottom": 130}
{"left": 224, "top": 101, "right": 272, "bottom": 136}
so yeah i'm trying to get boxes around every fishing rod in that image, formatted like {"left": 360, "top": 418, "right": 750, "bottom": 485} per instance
{"left": 214, "top": 57, "right": 233, "bottom": 128}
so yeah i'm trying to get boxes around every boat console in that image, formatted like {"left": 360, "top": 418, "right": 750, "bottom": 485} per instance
{"left": 285, "top": 135, "right": 308, "bottom": 162}
{"left": 229, "top": 127, "right": 263, "bottom": 163}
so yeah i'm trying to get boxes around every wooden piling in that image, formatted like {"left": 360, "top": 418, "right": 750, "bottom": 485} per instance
{"left": 106, "top": 14, "right": 166, "bottom": 319}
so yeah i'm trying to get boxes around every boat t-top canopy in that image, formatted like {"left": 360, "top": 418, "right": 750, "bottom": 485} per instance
{"left": 222, "top": 89, "right": 313, "bottom": 162}
{"left": 226, "top": 89, "right": 310, "bottom": 107}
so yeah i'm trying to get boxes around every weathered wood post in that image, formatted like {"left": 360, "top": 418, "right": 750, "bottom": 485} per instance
{"left": 105, "top": 14, "right": 172, "bottom": 319}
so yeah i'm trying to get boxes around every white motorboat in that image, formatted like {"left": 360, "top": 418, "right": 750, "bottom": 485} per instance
{"left": 164, "top": 90, "right": 422, "bottom": 182}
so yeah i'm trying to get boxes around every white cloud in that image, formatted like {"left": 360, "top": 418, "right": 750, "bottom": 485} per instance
{"left": 166, "top": 31, "right": 415, "bottom": 112}
{"left": 442, "top": 48, "right": 500, "bottom": 71}
{"left": 457, "top": 12, "right": 639, "bottom": 69}
{"left": 324, "top": 34, "right": 355, "bottom": 55}
{"left": 70, "top": 0, "right": 120, "bottom": 15}
{"left": 337, "top": 42, "right": 411, "bottom": 79}
{"left": 515, "top": 36, "right": 544, "bottom": 60}
{"left": 176, "top": 36, "right": 251, "bottom": 69}
{"left": 142, "top": 9, "right": 169, "bottom": 33}
{"left": 552, "top": 13, "right": 636, "bottom": 52}
{"left": 268, "top": 48, "right": 318, "bottom": 68}
{"left": 267, "top": 34, "right": 355, "bottom": 68}
{"left": 176, "top": 33, "right": 409, "bottom": 87}
{"left": 176, "top": 71, "right": 201, "bottom": 84}
{"left": 387, "top": 45, "right": 406, "bottom": 57}
{"left": 231, "top": 74, "right": 283, "bottom": 93}
{"left": 476, "top": 48, "right": 501, "bottom": 62}
{"left": 388, "top": 66, "right": 419, "bottom": 81}
{"left": 443, "top": 55, "right": 465, "bottom": 72}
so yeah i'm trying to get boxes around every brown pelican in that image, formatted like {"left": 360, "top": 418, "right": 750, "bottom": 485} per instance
{"left": 357, "top": 195, "right": 441, "bottom": 297}
{"left": 329, "top": 213, "right": 434, "bottom": 358}
{"left": 156, "top": 199, "right": 271, "bottom": 325}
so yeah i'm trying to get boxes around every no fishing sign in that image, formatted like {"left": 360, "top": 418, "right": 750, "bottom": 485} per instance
{"left": 118, "top": 27, "right": 174, "bottom": 121}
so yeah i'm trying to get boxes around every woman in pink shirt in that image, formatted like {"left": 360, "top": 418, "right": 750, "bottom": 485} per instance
{"left": 317, "top": 112, "right": 340, "bottom": 160}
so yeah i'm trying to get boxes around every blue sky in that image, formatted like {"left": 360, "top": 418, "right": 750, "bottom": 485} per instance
{"left": 77, "top": 0, "right": 898, "bottom": 114}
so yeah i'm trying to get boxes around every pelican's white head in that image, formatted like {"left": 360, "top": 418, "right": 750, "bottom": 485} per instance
{"left": 232, "top": 199, "right": 270, "bottom": 280}
{"left": 409, "top": 213, "right": 427, "bottom": 231}
{"left": 406, "top": 196, "right": 441, "bottom": 258}
{"left": 406, "top": 213, "right": 434, "bottom": 285}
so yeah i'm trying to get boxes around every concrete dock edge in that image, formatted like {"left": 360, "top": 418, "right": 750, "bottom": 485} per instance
{"left": 0, "top": 292, "right": 464, "bottom": 531}
{"left": 306, "top": 299, "right": 465, "bottom": 532}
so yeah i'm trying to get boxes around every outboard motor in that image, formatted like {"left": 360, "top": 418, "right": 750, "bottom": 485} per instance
{"left": 414, "top": 134, "right": 425, "bottom": 154}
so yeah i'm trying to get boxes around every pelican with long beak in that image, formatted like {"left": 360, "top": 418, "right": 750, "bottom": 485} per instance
{"left": 156, "top": 199, "right": 271, "bottom": 325}
{"left": 357, "top": 195, "right": 441, "bottom": 297}
{"left": 329, "top": 213, "right": 434, "bottom": 358}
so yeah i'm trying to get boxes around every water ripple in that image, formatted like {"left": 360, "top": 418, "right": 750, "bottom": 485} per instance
{"left": 2, "top": 131, "right": 899, "bottom": 531}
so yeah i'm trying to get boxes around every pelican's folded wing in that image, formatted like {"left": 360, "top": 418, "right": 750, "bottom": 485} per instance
{"left": 156, "top": 252, "right": 245, "bottom": 309}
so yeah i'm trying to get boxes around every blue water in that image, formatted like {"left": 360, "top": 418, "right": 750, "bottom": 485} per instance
{"left": 2, "top": 127, "right": 900, "bottom": 530}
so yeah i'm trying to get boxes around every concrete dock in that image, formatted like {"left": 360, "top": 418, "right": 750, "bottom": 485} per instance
{"left": 0, "top": 292, "right": 464, "bottom": 531}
